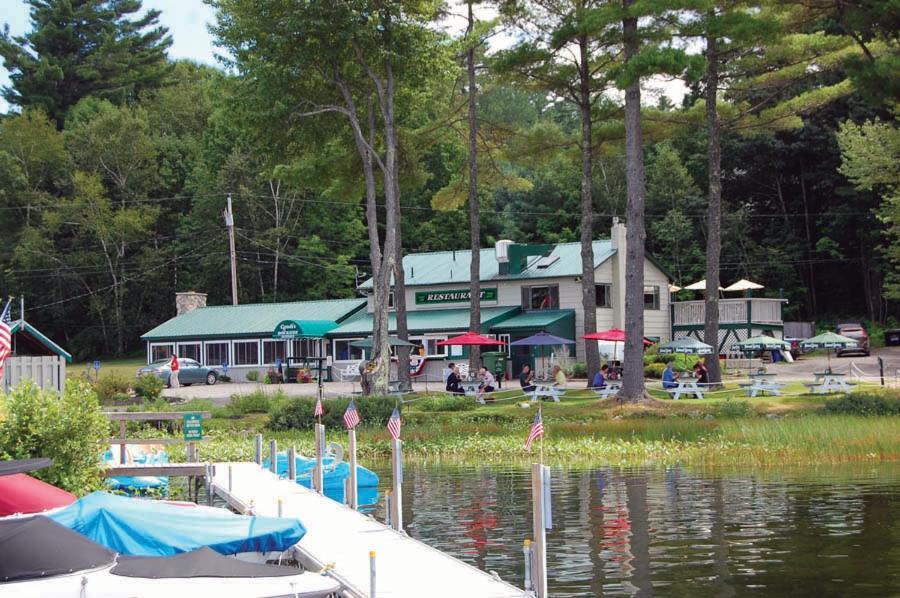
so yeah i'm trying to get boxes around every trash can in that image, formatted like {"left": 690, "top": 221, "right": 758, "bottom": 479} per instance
{"left": 482, "top": 351, "right": 508, "bottom": 385}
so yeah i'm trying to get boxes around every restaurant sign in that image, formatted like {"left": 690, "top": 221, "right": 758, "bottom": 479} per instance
{"left": 415, "top": 288, "right": 498, "bottom": 305}
{"left": 273, "top": 320, "right": 301, "bottom": 339}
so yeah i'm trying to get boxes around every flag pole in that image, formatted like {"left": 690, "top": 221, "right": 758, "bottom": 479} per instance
{"left": 539, "top": 403, "right": 544, "bottom": 466}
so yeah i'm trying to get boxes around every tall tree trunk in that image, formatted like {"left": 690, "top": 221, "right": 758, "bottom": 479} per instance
{"left": 620, "top": 0, "right": 647, "bottom": 401}
{"left": 704, "top": 31, "right": 723, "bottom": 385}
{"left": 466, "top": 0, "right": 482, "bottom": 372}
{"left": 578, "top": 34, "right": 600, "bottom": 384}
{"left": 394, "top": 176, "right": 411, "bottom": 391}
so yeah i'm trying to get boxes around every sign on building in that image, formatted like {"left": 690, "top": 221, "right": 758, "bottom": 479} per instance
{"left": 415, "top": 288, "right": 498, "bottom": 305}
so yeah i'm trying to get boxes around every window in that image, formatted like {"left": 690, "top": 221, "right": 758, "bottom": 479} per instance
{"left": 150, "top": 344, "right": 174, "bottom": 362}
{"left": 333, "top": 339, "right": 365, "bottom": 361}
{"left": 233, "top": 340, "right": 260, "bottom": 366}
{"left": 595, "top": 283, "right": 612, "bottom": 309}
{"left": 205, "top": 342, "right": 229, "bottom": 367}
{"left": 291, "top": 338, "right": 322, "bottom": 358}
{"left": 177, "top": 343, "right": 201, "bottom": 362}
{"left": 262, "top": 340, "right": 287, "bottom": 365}
{"left": 411, "top": 336, "right": 448, "bottom": 358}
{"left": 643, "top": 286, "right": 660, "bottom": 310}
{"left": 522, "top": 285, "right": 559, "bottom": 311}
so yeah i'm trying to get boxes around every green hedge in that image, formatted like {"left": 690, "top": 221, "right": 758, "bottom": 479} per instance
{"left": 822, "top": 392, "right": 900, "bottom": 416}
{"left": 268, "top": 395, "right": 398, "bottom": 430}
{"left": 644, "top": 363, "right": 667, "bottom": 379}
{"left": 415, "top": 396, "right": 477, "bottom": 412}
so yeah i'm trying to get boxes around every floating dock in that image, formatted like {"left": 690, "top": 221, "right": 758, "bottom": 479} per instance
{"left": 209, "top": 462, "right": 528, "bottom": 598}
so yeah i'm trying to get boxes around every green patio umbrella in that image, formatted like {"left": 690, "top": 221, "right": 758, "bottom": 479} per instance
{"left": 799, "top": 332, "right": 858, "bottom": 370}
{"left": 733, "top": 335, "right": 792, "bottom": 369}
{"left": 657, "top": 337, "right": 715, "bottom": 355}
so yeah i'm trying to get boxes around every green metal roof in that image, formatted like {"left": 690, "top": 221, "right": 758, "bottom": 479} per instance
{"left": 328, "top": 306, "right": 520, "bottom": 337}
{"left": 9, "top": 320, "right": 72, "bottom": 362}
{"left": 359, "top": 240, "right": 616, "bottom": 289}
{"left": 490, "top": 309, "right": 575, "bottom": 332}
{"left": 141, "top": 298, "right": 367, "bottom": 341}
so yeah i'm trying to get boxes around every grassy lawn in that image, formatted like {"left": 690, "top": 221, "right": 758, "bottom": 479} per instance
{"left": 68, "top": 356, "right": 144, "bottom": 381}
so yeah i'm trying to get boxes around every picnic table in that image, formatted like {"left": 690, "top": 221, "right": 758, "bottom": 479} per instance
{"left": 594, "top": 380, "right": 622, "bottom": 399}
{"left": 665, "top": 375, "right": 705, "bottom": 400}
{"left": 530, "top": 380, "right": 563, "bottom": 402}
{"left": 740, "top": 372, "right": 785, "bottom": 397}
{"left": 805, "top": 372, "right": 853, "bottom": 394}
{"left": 459, "top": 380, "right": 482, "bottom": 398}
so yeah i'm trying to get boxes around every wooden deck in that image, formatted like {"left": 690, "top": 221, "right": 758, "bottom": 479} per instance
{"left": 209, "top": 462, "right": 528, "bottom": 598}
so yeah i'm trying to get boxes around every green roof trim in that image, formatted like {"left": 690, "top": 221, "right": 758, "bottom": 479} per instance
{"left": 328, "top": 306, "right": 521, "bottom": 337}
{"left": 359, "top": 240, "right": 617, "bottom": 288}
{"left": 141, "top": 298, "right": 367, "bottom": 341}
{"left": 490, "top": 309, "right": 575, "bottom": 332}
{"left": 273, "top": 319, "right": 338, "bottom": 339}
{"left": 9, "top": 320, "right": 72, "bottom": 362}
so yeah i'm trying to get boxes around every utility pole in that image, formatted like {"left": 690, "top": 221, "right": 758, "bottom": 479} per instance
{"left": 225, "top": 194, "right": 239, "bottom": 305}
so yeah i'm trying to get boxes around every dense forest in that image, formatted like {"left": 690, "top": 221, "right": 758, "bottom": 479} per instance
{"left": 0, "top": 0, "right": 897, "bottom": 370}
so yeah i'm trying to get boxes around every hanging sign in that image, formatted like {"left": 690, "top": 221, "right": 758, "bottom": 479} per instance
{"left": 415, "top": 288, "right": 498, "bottom": 305}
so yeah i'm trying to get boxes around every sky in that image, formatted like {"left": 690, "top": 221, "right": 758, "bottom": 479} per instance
{"left": 0, "top": 0, "right": 685, "bottom": 113}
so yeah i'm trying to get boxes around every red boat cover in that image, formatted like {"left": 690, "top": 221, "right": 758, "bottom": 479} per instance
{"left": 0, "top": 473, "right": 76, "bottom": 516}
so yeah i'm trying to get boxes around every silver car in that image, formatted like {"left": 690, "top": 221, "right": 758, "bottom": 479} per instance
{"left": 136, "top": 359, "right": 219, "bottom": 387}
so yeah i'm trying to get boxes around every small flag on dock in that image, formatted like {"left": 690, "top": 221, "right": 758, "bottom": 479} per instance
{"left": 314, "top": 396, "right": 324, "bottom": 418}
{"left": 343, "top": 399, "right": 360, "bottom": 430}
{"left": 387, "top": 407, "right": 401, "bottom": 440}
{"left": 524, "top": 409, "right": 544, "bottom": 451}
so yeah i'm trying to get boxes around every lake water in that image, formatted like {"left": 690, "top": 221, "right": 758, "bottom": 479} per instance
{"left": 371, "top": 462, "right": 900, "bottom": 596}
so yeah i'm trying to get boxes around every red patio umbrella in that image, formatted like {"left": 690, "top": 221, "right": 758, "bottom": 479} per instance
{"left": 0, "top": 473, "right": 76, "bottom": 516}
{"left": 583, "top": 328, "right": 653, "bottom": 363}
{"left": 436, "top": 332, "right": 507, "bottom": 347}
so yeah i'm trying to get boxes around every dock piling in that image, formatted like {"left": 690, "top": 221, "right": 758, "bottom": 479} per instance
{"left": 348, "top": 428, "right": 358, "bottom": 510}
{"left": 523, "top": 539, "right": 533, "bottom": 593}
{"left": 254, "top": 434, "right": 263, "bottom": 465}
{"left": 278, "top": 497, "right": 283, "bottom": 518}
{"left": 369, "top": 550, "right": 377, "bottom": 598}
{"left": 385, "top": 491, "right": 392, "bottom": 527}
{"left": 530, "top": 464, "right": 551, "bottom": 598}
{"left": 314, "top": 424, "right": 325, "bottom": 494}
{"left": 269, "top": 439, "right": 277, "bottom": 474}
{"left": 390, "top": 439, "right": 403, "bottom": 531}
{"left": 287, "top": 446, "right": 297, "bottom": 481}
{"left": 228, "top": 465, "right": 233, "bottom": 492}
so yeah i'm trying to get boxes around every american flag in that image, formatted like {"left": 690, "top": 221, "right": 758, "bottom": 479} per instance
{"left": 0, "top": 301, "right": 11, "bottom": 382}
{"left": 524, "top": 409, "right": 544, "bottom": 451}
{"left": 314, "top": 396, "right": 324, "bottom": 418}
{"left": 343, "top": 399, "right": 360, "bottom": 430}
{"left": 387, "top": 407, "right": 401, "bottom": 440}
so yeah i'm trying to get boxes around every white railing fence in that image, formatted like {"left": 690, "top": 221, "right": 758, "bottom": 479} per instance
{"left": 673, "top": 298, "right": 785, "bottom": 326}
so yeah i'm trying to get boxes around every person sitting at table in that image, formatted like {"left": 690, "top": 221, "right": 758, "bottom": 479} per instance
{"left": 552, "top": 365, "right": 567, "bottom": 387}
{"left": 478, "top": 367, "right": 496, "bottom": 393}
{"left": 662, "top": 362, "right": 678, "bottom": 389}
{"left": 694, "top": 361, "right": 709, "bottom": 386}
{"left": 519, "top": 364, "right": 535, "bottom": 393}
{"left": 592, "top": 364, "right": 609, "bottom": 389}
{"left": 445, "top": 362, "right": 463, "bottom": 395}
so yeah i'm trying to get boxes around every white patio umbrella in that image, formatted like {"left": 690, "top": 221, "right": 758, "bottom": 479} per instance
{"left": 683, "top": 279, "right": 725, "bottom": 292}
{"left": 724, "top": 279, "right": 764, "bottom": 292}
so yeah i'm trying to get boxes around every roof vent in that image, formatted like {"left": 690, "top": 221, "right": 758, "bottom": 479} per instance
{"left": 495, "top": 240, "right": 513, "bottom": 263}
{"left": 535, "top": 255, "right": 560, "bottom": 269}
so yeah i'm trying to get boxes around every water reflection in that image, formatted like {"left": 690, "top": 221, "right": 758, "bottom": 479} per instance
{"left": 371, "top": 463, "right": 900, "bottom": 597}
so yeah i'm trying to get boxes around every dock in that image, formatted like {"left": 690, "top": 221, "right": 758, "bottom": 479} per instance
{"left": 209, "top": 462, "right": 528, "bottom": 598}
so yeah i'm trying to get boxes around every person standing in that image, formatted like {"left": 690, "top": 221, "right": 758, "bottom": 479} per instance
{"left": 169, "top": 353, "right": 180, "bottom": 389}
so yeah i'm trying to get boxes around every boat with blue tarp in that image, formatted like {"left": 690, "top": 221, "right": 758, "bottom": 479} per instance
{"left": 264, "top": 451, "right": 379, "bottom": 506}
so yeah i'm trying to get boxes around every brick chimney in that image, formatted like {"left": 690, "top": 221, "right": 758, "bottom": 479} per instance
{"left": 175, "top": 291, "right": 207, "bottom": 316}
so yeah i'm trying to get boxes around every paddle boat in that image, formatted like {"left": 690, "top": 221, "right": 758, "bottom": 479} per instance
{"left": 102, "top": 445, "right": 169, "bottom": 494}
{"left": 265, "top": 446, "right": 380, "bottom": 506}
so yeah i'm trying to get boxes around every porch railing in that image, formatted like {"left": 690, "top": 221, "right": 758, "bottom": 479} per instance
{"left": 672, "top": 298, "right": 785, "bottom": 326}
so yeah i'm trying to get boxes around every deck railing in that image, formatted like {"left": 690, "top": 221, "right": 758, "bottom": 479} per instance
{"left": 672, "top": 298, "right": 785, "bottom": 326}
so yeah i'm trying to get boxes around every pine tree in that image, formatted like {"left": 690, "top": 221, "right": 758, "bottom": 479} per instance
{"left": 0, "top": 0, "right": 172, "bottom": 126}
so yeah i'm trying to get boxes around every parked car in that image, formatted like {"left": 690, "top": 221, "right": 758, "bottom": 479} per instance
{"left": 835, "top": 323, "right": 870, "bottom": 357}
{"left": 136, "top": 359, "right": 219, "bottom": 387}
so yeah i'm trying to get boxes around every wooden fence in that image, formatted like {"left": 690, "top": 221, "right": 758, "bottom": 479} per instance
{"left": 1, "top": 355, "right": 66, "bottom": 393}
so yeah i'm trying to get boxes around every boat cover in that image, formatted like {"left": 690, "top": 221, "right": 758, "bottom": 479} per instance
{"left": 48, "top": 491, "right": 306, "bottom": 556}
{"left": 0, "top": 458, "right": 53, "bottom": 477}
{"left": 111, "top": 546, "right": 300, "bottom": 578}
{"left": 0, "top": 516, "right": 115, "bottom": 582}
{"left": 0, "top": 473, "right": 76, "bottom": 516}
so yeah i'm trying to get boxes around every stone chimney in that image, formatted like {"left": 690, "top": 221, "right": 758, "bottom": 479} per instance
{"left": 176, "top": 291, "right": 207, "bottom": 316}
{"left": 610, "top": 218, "right": 627, "bottom": 328}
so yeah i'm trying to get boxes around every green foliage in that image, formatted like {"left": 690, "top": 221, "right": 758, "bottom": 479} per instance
{"left": 245, "top": 371, "right": 260, "bottom": 382}
{"left": 716, "top": 400, "right": 755, "bottom": 419}
{"left": 94, "top": 372, "right": 133, "bottom": 403}
{"left": 268, "top": 396, "right": 398, "bottom": 431}
{"left": 0, "top": 380, "right": 108, "bottom": 494}
{"left": 822, "top": 392, "right": 900, "bottom": 416}
{"left": 415, "top": 396, "right": 477, "bottom": 412}
{"left": 644, "top": 363, "right": 667, "bottom": 379}
{"left": 568, "top": 362, "right": 587, "bottom": 379}
{"left": 222, "top": 390, "right": 285, "bottom": 418}
{"left": 133, "top": 374, "right": 163, "bottom": 401}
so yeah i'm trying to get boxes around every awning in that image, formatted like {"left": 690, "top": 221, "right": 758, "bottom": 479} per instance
{"left": 490, "top": 309, "right": 574, "bottom": 332}
{"left": 273, "top": 319, "right": 338, "bottom": 339}
{"left": 328, "top": 305, "right": 520, "bottom": 337}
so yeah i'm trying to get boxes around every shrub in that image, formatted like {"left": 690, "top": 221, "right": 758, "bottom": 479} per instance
{"left": 133, "top": 374, "right": 163, "bottom": 401}
{"left": 245, "top": 370, "right": 259, "bottom": 382}
{"left": 568, "top": 362, "right": 587, "bottom": 378}
{"left": 644, "top": 363, "right": 667, "bottom": 379}
{"left": 822, "top": 392, "right": 900, "bottom": 416}
{"left": 415, "top": 396, "right": 477, "bottom": 412}
{"left": 94, "top": 372, "right": 132, "bottom": 403}
{"left": 0, "top": 380, "right": 108, "bottom": 494}
{"left": 269, "top": 395, "right": 397, "bottom": 430}
{"left": 218, "top": 374, "right": 232, "bottom": 383}
{"left": 716, "top": 400, "right": 755, "bottom": 418}
{"left": 222, "top": 390, "right": 282, "bottom": 417}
